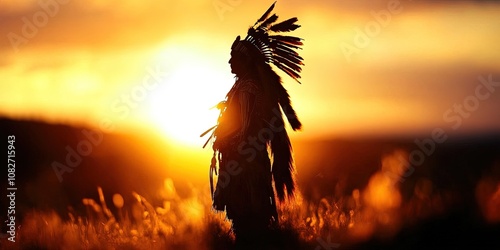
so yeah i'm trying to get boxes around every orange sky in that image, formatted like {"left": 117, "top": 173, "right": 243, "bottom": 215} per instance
{"left": 1, "top": 0, "right": 500, "bottom": 146}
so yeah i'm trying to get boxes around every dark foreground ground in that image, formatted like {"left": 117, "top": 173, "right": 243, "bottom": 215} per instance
{"left": 0, "top": 118, "right": 499, "bottom": 249}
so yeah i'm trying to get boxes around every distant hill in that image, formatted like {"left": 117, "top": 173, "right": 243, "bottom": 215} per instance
{"left": 0, "top": 118, "right": 173, "bottom": 220}
{"left": 294, "top": 133, "right": 500, "bottom": 201}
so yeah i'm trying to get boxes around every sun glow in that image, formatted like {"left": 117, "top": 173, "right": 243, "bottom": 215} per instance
{"left": 146, "top": 46, "right": 233, "bottom": 147}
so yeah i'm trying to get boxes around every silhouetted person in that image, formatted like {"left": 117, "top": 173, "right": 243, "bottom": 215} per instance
{"left": 202, "top": 2, "right": 304, "bottom": 248}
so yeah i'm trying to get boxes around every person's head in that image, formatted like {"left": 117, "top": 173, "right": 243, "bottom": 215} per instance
{"left": 229, "top": 37, "right": 265, "bottom": 76}
{"left": 228, "top": 51, "right": 251, "bottom": 76}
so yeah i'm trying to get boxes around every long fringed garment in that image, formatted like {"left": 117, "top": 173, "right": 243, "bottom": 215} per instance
{"left": 211, "top": 71, "right": 301, "bottom": 235}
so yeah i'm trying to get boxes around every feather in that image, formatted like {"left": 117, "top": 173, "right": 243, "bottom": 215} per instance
{"left": 239, "top": 2, "right": 304, "bottom": 83}
{"left": 255, "top": 1, "right": 276, "bottom": 25}
{"left": 273, "top": 55, "right": 302, "bottom": 74}
{"left": 257, "top": 14, "right": 278, "bottom": 31}
{"left": 270, "top": 17, "right": 300, "bottom": 32}
{"left": 273, "top": 62, "right": 301, "bottom": 83}
{"left": 274, "top": 42, "right": 304, "bottom": 55}
{"left": 273, "top": 51, "right": 303, "bottom": 68}
{"left": 200, "top": 125, "right": 217, "bottom": 137}
{"left": 269, "top": 35, "right": 303, "bottom": 46}
{"left": 271, "top": 40, "right": 303, "bottom": 51}
{"left": 276, "top": 84, "right": 302, "bottom": 131}
{"left": 275, "top": 54, "right": 303, "bottom": 69}
{"left": 271, "top": 126, "right": 296, "bottom": 201}
{"left": 202, "top": 131, "right": 214, "bottom": 148}
{"left": 285, "top": 112, "right": 302, "bottom": 130}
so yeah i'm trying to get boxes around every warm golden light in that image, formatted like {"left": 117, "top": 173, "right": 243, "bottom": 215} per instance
{"left": 146, "top": 46, "right": 233, "bottom": 147}
{"left": 2, "top": 1, "right": 500, "bottom": 249}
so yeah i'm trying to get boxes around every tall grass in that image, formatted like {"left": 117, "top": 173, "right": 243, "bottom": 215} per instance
{"left": 0, "top": 181, "right": 428, "bottom": 249}
{"left": 2, "top": 150, "right": 499, "bottom": 249}
{"left": 1, "top": 179, "right": 349, "bottom": 249}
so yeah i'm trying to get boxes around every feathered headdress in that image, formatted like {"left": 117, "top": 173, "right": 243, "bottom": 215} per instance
{"left": 232, "top": 1, "right": 304, "bottom": 83}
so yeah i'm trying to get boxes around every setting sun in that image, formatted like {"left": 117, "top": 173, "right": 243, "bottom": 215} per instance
{"left": 146, "top": 46, "right": 233, "bottom": 147}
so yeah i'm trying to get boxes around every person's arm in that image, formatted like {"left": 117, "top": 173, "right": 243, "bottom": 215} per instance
{"left": 214, "top": 80, "right": 257, "bottom": 146}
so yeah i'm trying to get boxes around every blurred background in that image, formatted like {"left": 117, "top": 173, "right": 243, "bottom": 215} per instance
{"left": 1, "top": 0, "right": 500, "bottom": 249}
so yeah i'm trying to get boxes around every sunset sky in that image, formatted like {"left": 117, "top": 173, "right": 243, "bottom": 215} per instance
{"left": 1, "top": 0, "right": 500, "bottom": 147}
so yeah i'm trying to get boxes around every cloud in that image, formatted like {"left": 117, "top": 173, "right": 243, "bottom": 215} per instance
{"left": 0, "top": 0, "right": 218, "bottom": 52}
